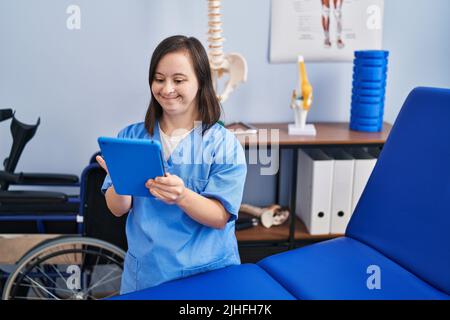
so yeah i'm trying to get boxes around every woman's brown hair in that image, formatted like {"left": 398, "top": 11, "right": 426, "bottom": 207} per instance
{"left": 145, "top": 35, "right": 221, "bottom": 136}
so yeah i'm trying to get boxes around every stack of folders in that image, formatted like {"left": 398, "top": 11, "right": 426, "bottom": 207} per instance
{"left": 296, "top": 147, "right": 378, "bottom": 235}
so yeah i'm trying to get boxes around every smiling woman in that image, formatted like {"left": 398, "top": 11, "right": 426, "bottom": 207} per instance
{"left": 151, "top": 51, "right": 199, "bottom": 120}
{"left": 145, "top": 35, "right": 221, "bottom": 136}
{"left": 97, "top": 35, "right": 247, "bottom": 295}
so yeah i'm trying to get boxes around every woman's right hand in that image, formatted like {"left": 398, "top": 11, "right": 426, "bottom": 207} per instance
{"left": 96, "top": 155, "right": 131, "bottom": 216}
{"left": 96, "top": 155, "right": 109, "bottom": 175}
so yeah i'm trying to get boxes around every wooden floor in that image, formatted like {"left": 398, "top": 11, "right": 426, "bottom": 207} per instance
{"left": 0, "top": 234, "right": 61, "bottom": 264}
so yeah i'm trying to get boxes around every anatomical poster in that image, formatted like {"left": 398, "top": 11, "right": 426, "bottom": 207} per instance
{"left": 270, "top": 0, "right": 384, "bottom": 62}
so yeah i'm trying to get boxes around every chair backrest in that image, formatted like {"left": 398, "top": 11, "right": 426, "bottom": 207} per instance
{"left": 347, "top": 87, "right": 450, "bottom": 295}
{"left": 80, "top": 163, "right": 128, "bottom": 251}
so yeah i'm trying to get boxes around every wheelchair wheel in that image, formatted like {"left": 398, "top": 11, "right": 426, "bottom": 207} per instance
{"left": 2, "top": 236, "right": 125, "bottom": 300}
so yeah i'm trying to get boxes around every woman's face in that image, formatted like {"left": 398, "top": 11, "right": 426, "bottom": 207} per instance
{"left": 151, "top": 51, "right": 199, "bottom": 118}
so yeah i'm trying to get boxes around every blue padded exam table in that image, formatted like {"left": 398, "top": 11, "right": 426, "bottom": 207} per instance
{"left": 111, "top": 87, "right": 450, "bottom": 300}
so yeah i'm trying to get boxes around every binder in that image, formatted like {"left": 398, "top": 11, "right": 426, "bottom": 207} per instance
{"left": 296, "top": 149, "right": 334, "bottom": 235}
{"left": 345, "top": 148, "right": 377, "bottom": 213}
{"left": 323, "top": 148, "right": 355, "bottom": 234}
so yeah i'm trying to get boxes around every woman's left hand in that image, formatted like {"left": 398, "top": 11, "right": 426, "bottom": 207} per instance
{"left": 145, "top": 173, "right": 187, "bottom": 205}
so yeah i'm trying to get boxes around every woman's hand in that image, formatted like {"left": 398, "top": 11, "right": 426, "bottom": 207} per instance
{"left": 96, "top": 155, "right": 109, "bottom": 175}
{"left": 96, "top": 155, "right": 131, "bottom": 216}
{"left": 147, "top": 173, "right": 229, "bottom": 229}
{"left": 145, "top": 173, "right": 187, "bottom": 205}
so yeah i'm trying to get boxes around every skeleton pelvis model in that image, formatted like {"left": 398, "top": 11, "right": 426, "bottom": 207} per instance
{"left": 207, "top": 0, "right": 247, "bottom": 103}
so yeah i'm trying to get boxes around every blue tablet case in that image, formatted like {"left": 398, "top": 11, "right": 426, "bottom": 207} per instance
{"left": 98, "top": 137, "right": 165, "bottom": 197}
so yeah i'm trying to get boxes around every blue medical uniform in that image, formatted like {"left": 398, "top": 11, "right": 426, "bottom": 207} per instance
{"left": 101, "top": 120, "right": 247, "bottom": 294}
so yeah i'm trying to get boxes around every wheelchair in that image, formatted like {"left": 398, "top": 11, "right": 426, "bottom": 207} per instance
{"left": 0, "top": 109, "right": 127, "bottom": 300}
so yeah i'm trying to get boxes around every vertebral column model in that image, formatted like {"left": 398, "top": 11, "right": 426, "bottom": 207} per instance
{"left": 207, "top": 0, "right": 247, "bottom": 103}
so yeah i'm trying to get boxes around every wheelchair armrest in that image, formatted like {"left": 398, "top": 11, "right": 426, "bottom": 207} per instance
{"left": 0, "top": 190, "right": 67, "bottom": 203}
{"left": 0, "top": 171, "right": 79, "bottom": 186}
{"left": 13, "top": 172, "right": 79, "bottom": 186}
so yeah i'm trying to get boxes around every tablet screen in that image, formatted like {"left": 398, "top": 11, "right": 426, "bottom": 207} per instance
{"left": 98, "top": 137, "right": 165, "bottom": 197}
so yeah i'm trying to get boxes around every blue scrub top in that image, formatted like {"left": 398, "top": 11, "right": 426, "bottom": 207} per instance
{"left": 101, "top": 120, "right": 247, "bottom": 294}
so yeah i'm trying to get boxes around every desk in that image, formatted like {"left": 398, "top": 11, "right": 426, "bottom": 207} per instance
{"left": 231, "top": 122, "right": 392, "bottom": 248}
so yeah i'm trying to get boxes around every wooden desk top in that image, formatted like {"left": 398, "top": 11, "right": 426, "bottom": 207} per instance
{"left": 229, "top": 122, "right": 392, "bottom": 146}
{"left": 236, "top": 216, "right": 343, "bottom": 242}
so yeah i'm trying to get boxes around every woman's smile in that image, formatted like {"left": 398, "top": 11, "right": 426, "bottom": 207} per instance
{"left": 160, "top": 94, "right": 180, "bottom": 100}
{"left": 151, "top": 51, "right": 199, "bottom": 117}
{"left": 159, "top": 94, "right": 182, "bottom": 106}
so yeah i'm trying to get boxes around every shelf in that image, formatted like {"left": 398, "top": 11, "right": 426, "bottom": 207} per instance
{"left": 234, "top": 122, "right": 392, "bottom": 147}
{"left": 236, "top": 216, "right": 343, "bottom": 243}
{"left": 232, "top": 122, "right": 389, "bottom": 246}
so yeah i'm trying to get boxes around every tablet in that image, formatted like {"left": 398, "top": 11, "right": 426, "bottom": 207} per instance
{"left": 98, "top": 137, "right": 165, "bottom": 197}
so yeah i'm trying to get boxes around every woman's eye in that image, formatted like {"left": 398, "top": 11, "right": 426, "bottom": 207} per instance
{"left": 174, "top": 79, "right": 184, "bottom": 84}
{"left": 154, "top": 78, "right": 164, "bottom": 83}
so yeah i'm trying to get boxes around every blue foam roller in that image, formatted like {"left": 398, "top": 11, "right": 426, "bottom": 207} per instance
{"left": 350, "top": 116, "right": 383, "bottom": 126}
{"left": 352, "top": 94, "right": 385, "bottom": 104}
{"left": 352, "top": 87, "right": 385, "bottom": 96}
{"left": 351, "top": 103, "right": 384, "bottom": 117}
{"left": 353, "top": 65, "right": 388, "bottom": 74}
{"left": 353, "top": 72, "right": 387, "bottom": 83}
{"left": 350, "top": 122, "right": 382, "bottom": 132}
{"left": 351, "top": 100, "right": 385, "bottom": 108}
{"left": 351, "top": 116, "right": 384, "bottom": 124}
{"left": 354, "top": 58, "right": 388, "bottom": 67}
{"left": 351, "top": 102, "right": 384, "bottom": 114}
{"left": 351, "top": 110, "right": 384, "bottom": 119}
{"left": 353, "top": 67, "right": 388, "bottom": 81}
{"left": 350, "top": 123, "right": 383, "bottom": 131}
{"left": 354, "top": 50, "right": 389, "bottom": 59}
{"left": 353, "top": 79, "right": 387, "bottom": 89}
